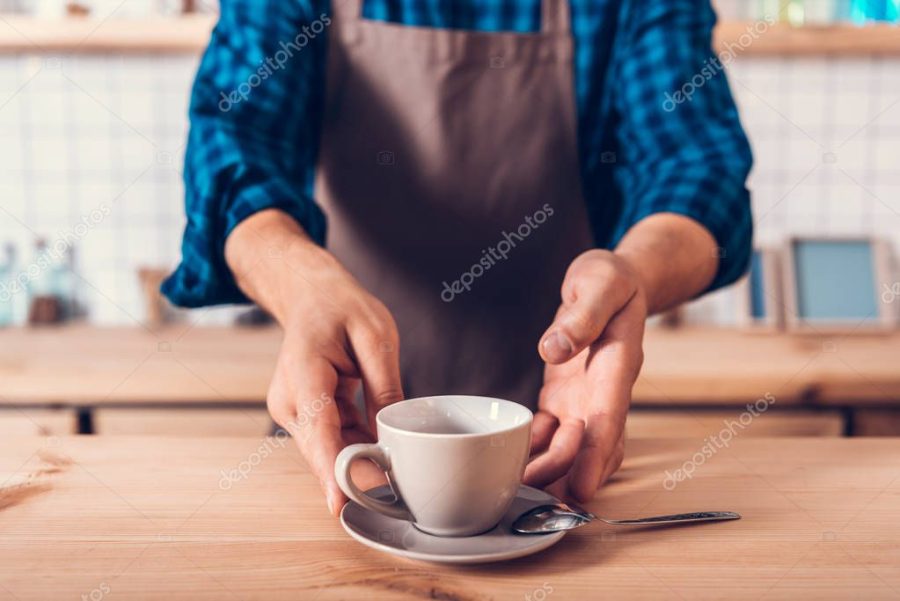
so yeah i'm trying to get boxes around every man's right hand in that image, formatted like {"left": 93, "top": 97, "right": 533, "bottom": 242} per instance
{"left": 225, "top": 209, "right": 404, "bottom": 516}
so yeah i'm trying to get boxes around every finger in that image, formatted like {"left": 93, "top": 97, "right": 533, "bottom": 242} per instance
{"left": 598, "top": 431, "right": 626, "bottom": 487}
{"left": 343, "top": 425, "right": 388, "bottom": 492}
{"left": 545, "top": 475, "right": 569, "bottom": 502}
{"left": 351, "top": 331, "right": 404, "bottom": 435}
{"left": 346, "top": 307, "right": 404, "bottom": 433}
{"left": 523, "top": 418, "right": 584, "bottom": 489}
{"left": 539, "top": 259, "right": 635, "bottom": 364}
{"left": 567, "top": 412, "right": 623, "bottom": 503}
{"left": 567, "top": 302, "right": 641, "bottom": 502}
{"left": 530, "top": 410, "right": 558, "bottom": 457}
{"left": 334, "top": 378, "right": 362, "bottom": 429}
{"left": 284, "top": 355, "right": 347, "bottom": 516}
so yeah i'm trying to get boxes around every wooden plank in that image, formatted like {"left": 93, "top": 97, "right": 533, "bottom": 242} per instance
{"left": 627, "top": 408, "right": 845, "bottom": 438}
{"left": 634, "top": 328, "right": 900, "bottom": 405}
{"left": 0, "top": 326, "right": 898, "bottom": 406}
{"left": 714, "top": 21, "right": 900, "bottom": 56}
{"left": 853, "top": 409, "right": 900, "bottom": 437}
{"left": 0, "top": 436, "right": 898, "bottom": 599}
{"left": 0, "top": 15, "right": 214, "bottom": 54}
{"left": 0, "top": 325, "right": 280, "bottom": 405}
{"left": 0, "top": 408, "right": 77, "bottom": 436}
{"left": 93, "top": 407, "right": 272, "bottom": 437}
{"left": 1, "top": 17, "right": 900, "bottom": 56}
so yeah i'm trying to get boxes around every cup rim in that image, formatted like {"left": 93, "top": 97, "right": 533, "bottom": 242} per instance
{"left": 376, "top": 395, "right": 533, "bottom": 439}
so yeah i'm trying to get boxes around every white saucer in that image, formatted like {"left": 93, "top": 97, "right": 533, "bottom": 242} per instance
{"left": 339, "top": 484, "right": 567, "bottom": 564}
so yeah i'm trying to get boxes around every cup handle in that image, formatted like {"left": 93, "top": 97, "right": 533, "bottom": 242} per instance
{"left": 334, "top": 443, "right": 412, "bottom": 521}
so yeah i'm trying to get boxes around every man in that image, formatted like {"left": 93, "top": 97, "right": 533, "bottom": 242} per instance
{"left": 163, "top": 0, "right": 752, "bottom": 516}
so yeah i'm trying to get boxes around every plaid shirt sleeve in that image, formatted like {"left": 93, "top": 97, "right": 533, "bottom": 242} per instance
{"left": 609, "top": 0, "right": 753, "bottom": 292}
{"left": 161, "top": 0, "right": 328, "bottom": 307}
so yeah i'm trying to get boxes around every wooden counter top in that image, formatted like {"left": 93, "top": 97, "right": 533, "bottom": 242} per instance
{"left": 1, "top": 436, "right": 898, "bottom": 599}
{"left": 1, "top": 325, "right": 898, "bottom": 406}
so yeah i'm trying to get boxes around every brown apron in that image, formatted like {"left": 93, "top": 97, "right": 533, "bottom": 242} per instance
{"left": 314, "top": 0, "right": 594, "bottom": 408}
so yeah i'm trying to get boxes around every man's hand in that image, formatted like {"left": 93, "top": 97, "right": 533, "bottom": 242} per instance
{"left": 225, "top": 209, "right": 403, "bottom": 516}
{"left": 523, "top": 213, "right": 719, "bottom": 502}
{"left": 523, "top": 250, "right": 646, "bottom": 502}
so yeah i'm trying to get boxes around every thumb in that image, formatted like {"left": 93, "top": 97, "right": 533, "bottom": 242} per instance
{"left": 539, "top": 264, "right": 635, "bottom": 364}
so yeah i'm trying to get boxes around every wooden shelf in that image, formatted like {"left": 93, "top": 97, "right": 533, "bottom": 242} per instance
{"left": 0, "top": 16, "right": 899, "bottom": 55}
{"left": 0, "top": 14, "right": 214, "bottom": 53}
{"left": 714, "top": 21, "right": 900, "bottom": 56}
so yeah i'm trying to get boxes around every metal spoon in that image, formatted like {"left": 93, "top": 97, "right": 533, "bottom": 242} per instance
{"left": 512, "top": 502, "right": 741, "bottom": 534}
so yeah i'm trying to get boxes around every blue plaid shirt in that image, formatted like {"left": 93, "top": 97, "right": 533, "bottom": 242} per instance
{"left": 162, "top": 0, "right": 753, "bottom": 307}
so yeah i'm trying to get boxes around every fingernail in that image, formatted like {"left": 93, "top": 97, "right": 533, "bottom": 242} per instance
{"left": 542, "top": 331, "right": 573, "bottom": 362}
{"left": 325, "top": 489, "right": 337, "bottom": 515}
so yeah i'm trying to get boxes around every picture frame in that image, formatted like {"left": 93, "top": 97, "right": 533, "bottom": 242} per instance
{"left": 782, "top": 236, "right": 897, "bottom": 333}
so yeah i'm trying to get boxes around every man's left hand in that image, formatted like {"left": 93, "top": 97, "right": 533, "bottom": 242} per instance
{"left": 523, "top": 249, "right": 647, "bottom": 503}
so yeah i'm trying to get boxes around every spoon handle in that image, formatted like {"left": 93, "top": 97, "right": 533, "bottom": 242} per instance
{"left": 600, "top": 511, "right": 741, "bottom": 526}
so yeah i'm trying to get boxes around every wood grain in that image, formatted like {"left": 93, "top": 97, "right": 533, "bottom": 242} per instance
{"left": 0, "top": 436, "right": 898, "bottom": 600}
{"left": 0, "top": 325, "right": 281, "bottom": 405}
{"left": 93, "top": 407, "right": 273, "bottom": 437}
{"left": 714, "top": 22, "right": 900, "bottom": 56}
{"left": 0, "top": 15, "right": 215, "bottom": 54}
{"left": 0, "top": 408, "right": 77, "bottom": 436}
{"left": 627, "top": 408, "right": 845, "bottom": 438}
{"left": 1, "top": 326, "right": 899, "bottom": 407}
{"left": 853, "top": 410, "right": 900, "bottom": 437}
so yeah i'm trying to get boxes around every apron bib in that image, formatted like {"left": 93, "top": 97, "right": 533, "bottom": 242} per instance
{"left": 314, "top": 0, "right": 593, "bottom": 408}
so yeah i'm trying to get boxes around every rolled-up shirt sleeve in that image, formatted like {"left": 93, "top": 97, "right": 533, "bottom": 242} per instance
{"left": 162, "top": 0, "right": 328, "bottom": 307}
{"left": 611, "top": 0, "right": 753, "bottom": 291}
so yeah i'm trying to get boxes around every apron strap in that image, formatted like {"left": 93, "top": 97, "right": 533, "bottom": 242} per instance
{"left": 331, "top": 0, "right": 363, "bottom": 22}
{"left": 541, "top": 0, "right": 572, "bottom": 35}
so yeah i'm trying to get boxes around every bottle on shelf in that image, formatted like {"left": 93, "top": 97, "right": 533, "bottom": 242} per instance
{"left": 0, "top": 243, "right": 16, "bottom": 328}
{"left": 26, "top": 238, "right": 64, "bottom": 326}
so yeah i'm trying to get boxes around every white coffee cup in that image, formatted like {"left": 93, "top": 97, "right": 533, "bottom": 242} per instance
{"left": 334, "top": 395, "right": 533, "bottom": 537}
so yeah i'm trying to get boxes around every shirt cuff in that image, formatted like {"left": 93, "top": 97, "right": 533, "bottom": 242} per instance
{"left": 162, "top": 181, "right": 326, "bottom": 308}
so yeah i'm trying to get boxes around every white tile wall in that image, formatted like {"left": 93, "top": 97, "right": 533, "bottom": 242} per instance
{"left": 1, "top": 51, "right": 899, "bottom": 326}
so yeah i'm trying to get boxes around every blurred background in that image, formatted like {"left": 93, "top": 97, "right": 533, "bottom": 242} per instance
{"left": 1, "top": 1, "right": 898, "bottom": 439}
